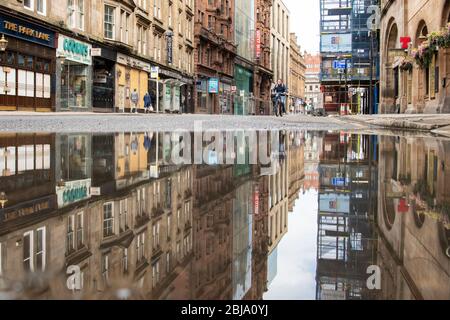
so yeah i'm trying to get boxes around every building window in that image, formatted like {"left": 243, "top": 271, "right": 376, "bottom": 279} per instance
{"left": 23, "top": 227, "right": 46, "bottom": 272}
{"left": 103, "top": 202, "right": 114, "bottom": 237}
{"left": 136, "top": 232, "right": 145, "bottom": 263}
{"left": 67, "top": 212, "right": 83, "bottom": 254}
{"left": 152, "top": 261, "right": 160, "bottom": 288}
{"left": 119, "top": 199, "right": 128, "bottom": 233}
{"left": 153, "top": 222, "right": 160, "bottom": 249}
{"left": 104, "top": 5, "right": 115, "bottom": 40}
{"left": 102, "top": 254, "right": 109, "bottom": 285}
{"left": 122, "top": 248, "right": 128, "bottom": 274}
{"left": 24, "top": 0, "right": 34, "bottom": 11}
{"left": 68, "top": 0, "right": 84, "bottom": 30}
{"left": 120, "top": 10, "right": 130, "bottom": 44}
{"left": 37, "top": 0, "right": 46, "bottom": 15}
{"left": 166, "top": 252, "right": 170, "bottom": 273}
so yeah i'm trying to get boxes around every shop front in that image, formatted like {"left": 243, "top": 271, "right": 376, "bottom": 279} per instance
{"left": 153, "top": 67, "right": 194, "bottom": 114}
{"left": 219, "top": 78, "right": 233, "bottom": 114}
{"left": 92, "top": 45, "right": 116, "bottom": 112}
{"left": 56, "top": 35, "right": 93, "bottom": 112}
{"left": 0, "top": 13, "right": 56, "bottom": 111}
{"left": 116, "top": 53, "right": 150, "bottom": 113}
{"left": 234, "top": 64, "right": 254, "bottom": 115}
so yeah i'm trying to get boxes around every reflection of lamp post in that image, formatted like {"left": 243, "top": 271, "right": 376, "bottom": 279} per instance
{"left": 0, "top": 34, "right": 8, "bottom": 52}
{"left": 0, "top": 192, "right": 8, "bottom": 210}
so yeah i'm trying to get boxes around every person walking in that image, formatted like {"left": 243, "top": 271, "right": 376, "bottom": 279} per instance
{"left": 131, "top": 89, "right": 139, "bottom": 114}
{"left": 144, "top": 92, "right": 153, "bottom": 113}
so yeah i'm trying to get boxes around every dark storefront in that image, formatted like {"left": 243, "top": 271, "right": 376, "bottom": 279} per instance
{"left": 92, "top": 46, "right": 116, "bottom": 112}
{"left": 0, "top": 13, "right": 56, "bottom": 111}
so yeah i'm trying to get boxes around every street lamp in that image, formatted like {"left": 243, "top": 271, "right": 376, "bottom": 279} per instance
{"left": 0, "top": 34, "right": 8, "bottom": 52}
{"left": 0, "top": 192, "right": 8, "bottom": 209}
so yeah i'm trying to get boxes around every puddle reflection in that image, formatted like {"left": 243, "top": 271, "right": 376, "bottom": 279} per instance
{"left": 0, "top": 131, "right": 448, "bottom": 300}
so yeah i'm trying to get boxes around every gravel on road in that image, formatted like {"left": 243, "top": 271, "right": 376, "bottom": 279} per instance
{"left": 0, "top": 113, "right": 366, "bottom": 133}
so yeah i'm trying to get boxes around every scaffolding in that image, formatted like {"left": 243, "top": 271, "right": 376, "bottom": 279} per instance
{"left": 320, "top": 0, "right": 380, "bottom": 114}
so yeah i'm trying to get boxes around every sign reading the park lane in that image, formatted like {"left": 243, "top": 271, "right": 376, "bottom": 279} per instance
{"left": 0, "top": 15, "right": 56, "bottom": 48}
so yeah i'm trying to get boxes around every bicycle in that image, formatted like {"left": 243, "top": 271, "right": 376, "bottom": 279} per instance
{"left": 273, "top": 93, "right": 285, "bottom": 117}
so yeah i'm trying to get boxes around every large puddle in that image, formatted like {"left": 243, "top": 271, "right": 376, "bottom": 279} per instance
{"left": 0, "top": 131, "right": 449, "bottom": 300}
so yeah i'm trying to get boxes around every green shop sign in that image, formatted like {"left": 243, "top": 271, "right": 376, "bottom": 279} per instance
{"left": 57, "top": 35, "right": 92, "bottom": 65}
{"left": 63, "top": 38, "right": 88, "bottom": 56}
{"left": 57, "top": 179, "right": 91, "bottom": 208}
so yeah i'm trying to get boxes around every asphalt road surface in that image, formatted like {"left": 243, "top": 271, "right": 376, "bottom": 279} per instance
{"left": 0, "top": 113, "right": 364, "bottom": 133}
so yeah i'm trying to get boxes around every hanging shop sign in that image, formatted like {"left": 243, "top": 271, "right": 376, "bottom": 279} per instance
{"left": 166, "top": 31, "right": 174, "bottom": 64}
{"left": 255, "top": 29, "right": 261, "bottom": 59}
{"left": 56, "top": 179, "right": 92, "bottom": 208}
{"left": 208, "top": 78, "right": 219, "bottom": 93}
{"left": 57, "top": 35, "right": 92, "bottom": 65}
{"left": 0, "top": 15, "right": 56, "bottom": 48}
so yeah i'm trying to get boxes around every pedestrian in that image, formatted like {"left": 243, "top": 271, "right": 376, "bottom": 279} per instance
{"left": 144, "top": 92, "right": 153, "bottom": 113}
{"left": 131, "top": 89, "right": 139, "bottom": 114}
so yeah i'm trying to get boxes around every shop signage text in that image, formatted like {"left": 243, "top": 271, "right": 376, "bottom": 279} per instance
{"left": 56, "top": 179, "right": 91, "bottom": 208}
{"left": 58, "top": 35, "right": 92, "bottom": 65}
{"left": 255, "top": 30, "right": 261, "bottom": 59}
{"left": 2, "top": 196, "right": 54, "bottom": 222}
{"left": 0, "top": 15, "right": 55, "bottom": 48}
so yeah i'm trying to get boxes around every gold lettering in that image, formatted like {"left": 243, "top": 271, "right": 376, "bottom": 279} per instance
{"left": 4, "top": 21, "right": 18, "bottom": 32}
{"left": 4, "top": 20, "right": 51, "bottom": 42}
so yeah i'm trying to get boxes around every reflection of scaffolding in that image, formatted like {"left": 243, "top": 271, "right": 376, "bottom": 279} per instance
{"left": 316, "top": 134, "right": 379, "bottom": 300}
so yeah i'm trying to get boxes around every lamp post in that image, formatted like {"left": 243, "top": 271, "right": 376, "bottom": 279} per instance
{"left": 0, "top": 34, "right": 8, "bottom": 52}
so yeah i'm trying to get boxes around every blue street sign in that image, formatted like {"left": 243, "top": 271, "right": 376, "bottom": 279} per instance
{"left": 333, "top": 60, "right": 347, "bottom": 70}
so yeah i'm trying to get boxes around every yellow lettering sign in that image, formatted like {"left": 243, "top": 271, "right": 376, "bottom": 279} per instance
{"left": 3, "top": 20, "right": 51, "bottom": 43}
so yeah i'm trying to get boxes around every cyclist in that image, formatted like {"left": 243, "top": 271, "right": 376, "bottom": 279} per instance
{"left": 273, "top": 79, "right": 288, "bottom": 117}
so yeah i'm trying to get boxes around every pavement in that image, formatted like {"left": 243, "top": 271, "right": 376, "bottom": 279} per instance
{"left": 1, "top": 111, "right": 450, "bottom": 135}
{"left": 0, "top": 112, "right": 363, "bottom": 133}
{"left": 340, "top": 114, "right": 450, "bottom": 136}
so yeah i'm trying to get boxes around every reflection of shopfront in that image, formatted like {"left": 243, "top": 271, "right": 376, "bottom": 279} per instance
{"left": 0, "top": 14, "right": 56, "bottom": 111}
{"left": 57, "top": 35, "right": 93, "bottom": 111}
{"left": 116, "top": 53, "right": 150, "bottom": 113}
{"left": 196, "top": 77, "right": 213, "bottom": 113}
{"left": 56, "top": 134, "right": 92, "bottom": 184}
{"left": 92, "top": 46, "right": 116, "bottom": 112}
{"left": 235, "top": 64, "right": 254, "bottom": 115}
{"left": 0, "top": 134, "right": 55, "bottom": 209}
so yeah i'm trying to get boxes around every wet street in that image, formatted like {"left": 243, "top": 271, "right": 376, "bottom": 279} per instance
{"left": 0, "top": 129, "right": 449, "bottom": 300}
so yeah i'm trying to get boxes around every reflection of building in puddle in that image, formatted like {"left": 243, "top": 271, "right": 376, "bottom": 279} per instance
{"left": 316, "top": 133, "right": 379, "bottom": 300}
{"left": 0, "top": 130, "right": 293, "bottom": 300}
{"left": 378, "top": 136, "right": 450, "bottom": 300}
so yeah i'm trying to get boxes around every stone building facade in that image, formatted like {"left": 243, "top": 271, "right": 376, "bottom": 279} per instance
{"left": 270, "top": 0, "right": 289, "bottom": 86}
{"left": 380, "top": 0, "right": 450, "bottom": 114}
{"left": 193, "top": 0, "right": 236, "bottom": 114}
{"left": 289, "top": 33, "right": 306, "bottom": 112}
{"left": 0, "top": 0, "right": 196, "bottom": 113}
{"left": 253, "top": 0, "right": 274, "bottom": 115}
{"left": 304, "top": 52, "right": 322, "bottom": 107}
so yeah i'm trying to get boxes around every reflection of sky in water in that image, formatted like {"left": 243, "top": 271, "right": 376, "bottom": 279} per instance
{"left": 264, "top": 189, "right": 319, "bottom": 300}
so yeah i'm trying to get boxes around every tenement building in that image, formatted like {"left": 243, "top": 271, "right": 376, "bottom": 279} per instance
{"left": 304, "top": 52, "right": 322, "bottom": 107}
{"left": 380, "top": 0, "right": 450, "bottom": 113}
{"left": 0, "top": 0, "right": 195, "bottom": 113}
{"left": 194, "top": 0, "right": 236, "bottom": 114}
{"left": 289, "top": 33, "right": 306, "bottom": 112}
{"left": 254, "top": 0, "right": 274, "bottom": 115}
{"left": 270, "top": 0, "right": 290, "bottom": 87}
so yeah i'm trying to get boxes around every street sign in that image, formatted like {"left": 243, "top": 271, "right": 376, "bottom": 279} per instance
{"left": 151, "top": 66, "right": 159, "bottom": 79}
{"left": 333, "top": 60, "right": 347, "bottom": 70}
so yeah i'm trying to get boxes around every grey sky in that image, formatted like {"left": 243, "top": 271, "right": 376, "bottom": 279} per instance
{"left": 284, "top": 0, "right": 321, "bottom": 54}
